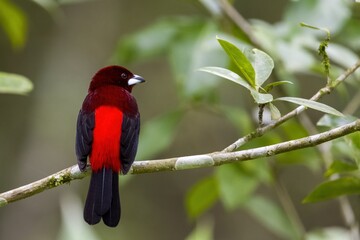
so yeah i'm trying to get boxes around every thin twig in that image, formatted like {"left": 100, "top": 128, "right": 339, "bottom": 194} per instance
{"left": 343, "top": 89, "right": 360, "bottom": 115}
{"left": 0, "top": 119, "right": 359, "bottom": 207}
{"left": 218, "top": 0, "right": 262, "bottom": 48}
{"left": 258, "top": 104, "right": 265, "bottom": 126}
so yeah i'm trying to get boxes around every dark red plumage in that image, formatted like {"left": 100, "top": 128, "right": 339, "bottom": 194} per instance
{"left": 76, "top": 65, "right": 144, "bottom": 227}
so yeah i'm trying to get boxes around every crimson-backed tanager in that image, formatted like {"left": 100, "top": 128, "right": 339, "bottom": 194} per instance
{"left": 76, "top": 65, "right": 144, "bottom": 227}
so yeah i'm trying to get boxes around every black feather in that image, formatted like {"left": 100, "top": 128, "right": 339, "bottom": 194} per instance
{"left": 75, "top": 110, "right": 95, "bottom": 171}
{"left": 94, "top": 168, "right": 113, "bottom": 216}
{"left": 84, "top": 167, "right": 120, "bottom": 226}
{"left": 120, "top": 115, "right": 140, "bottom": 174}
{"left": 83, "top": 171, "right": 101, "bottom": 225}
{"left": 103, "top": 172, "right": 121, "bottom": 227}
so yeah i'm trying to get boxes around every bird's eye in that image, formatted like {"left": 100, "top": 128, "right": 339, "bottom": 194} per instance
{"left": 121, "top": 73, "right": 127, "bottom": 79}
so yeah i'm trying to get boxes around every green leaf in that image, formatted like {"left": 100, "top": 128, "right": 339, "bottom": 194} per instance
{"left": 0, "top": 0, "right": 27, "bottom": 49}
{"left": 217, "top": 37, "right": 256, "bottom": 88}
{"left": 198, "top": 67, "right": 252, "bottom": 91}
{"left": 346, "top": 132, "right": 360, "bottom": 153}
{"left": 300, "top": 23, "right": 331, "bottom": 76}
{"left": 324, "top": 159, "right": 358, "bottom": 178}
{"left": 332, "top": 140, "right": 360, "bottom": 167}
{"left": 264, "top": 81, "right": 293, "bottom": 92}
{"left": 250, "top": 90, "right": 273, "bottom": 104}
{"left": 245, "top": 196, "right": 298, "bottom": 239}
{"left": 269, "top": 103, "right": 281, "bottom": 120}
{"left": 345, "top": 133, "right": 360, "bottom": 164}
{"left": 185, "top": 218, "right": 214, "bottom": 240}
{"left": 303, "top": 177, "right": 360, "bottom": 203}
{"left": 136, "top": 110, "right": 183, "bottom": 160}
{"left": 243, "top": 48, "right": 274, "bottom": 87}
{"left": 0, "top": 72, "right": 33, "bottom": 94}
{"left": 275, "top": 97, "right": 343, "bottom": 117}
{"left": 300, "top": 22, "right": 330, "bottom": 36}
{"left": 305, "top": 227, "right": 351, "bottom": 240}
{"left": 185, "top": 176, "right": 219, "bottom": 219}
{"left": 317, "top": 114, "right": 357, "bottom": 128}
{"left": 198, "top": 67, "right": 273, "bottom": 104}
{"left": 215, "top": 164, "right": 259, "bottom": 210}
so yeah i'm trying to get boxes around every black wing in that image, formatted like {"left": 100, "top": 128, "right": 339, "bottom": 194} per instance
{"left": 120, "top": 114, "right": 140, "bottom": 174}
{"left": 76, "top": 110, "right": 95, "bottom": 171}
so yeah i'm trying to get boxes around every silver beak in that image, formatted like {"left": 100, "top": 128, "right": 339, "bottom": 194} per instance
{"left": 128, "top": 75, "right": 145, "bottom": 86}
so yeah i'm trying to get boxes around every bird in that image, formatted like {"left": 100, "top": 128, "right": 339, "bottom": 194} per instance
{"left": 75, "top": 65, "right": 145, "bottom": 227}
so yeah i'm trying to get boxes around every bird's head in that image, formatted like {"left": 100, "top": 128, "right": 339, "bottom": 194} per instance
{"left": 89, "top": 65, "right": 145, "bottom": 92}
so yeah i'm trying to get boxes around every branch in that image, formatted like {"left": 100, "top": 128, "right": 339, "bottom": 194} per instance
{"left": 1, "top": 119, "right": 359, "bottom": 207}
{"left": 222, "top": 59, "right": 360, "bottom": 152}
{"left": 218, "top": 0, "right": 262, "bottom": 48}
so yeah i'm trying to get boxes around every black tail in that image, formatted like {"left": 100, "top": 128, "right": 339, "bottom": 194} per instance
{"left": 84, "top": 167, "right": 121, "bottom": 227}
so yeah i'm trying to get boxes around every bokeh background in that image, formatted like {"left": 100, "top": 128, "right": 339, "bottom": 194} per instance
{"left": 1, "top": 0, "right": 359, "bottom": 239}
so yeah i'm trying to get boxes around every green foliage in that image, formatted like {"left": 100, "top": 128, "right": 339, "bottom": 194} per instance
{"left": 202, "top": 37, "right": 345, "bottom": 120}
{"left": 269, "top": 103, "right": 281, "bottom": 120}
{"left": 185, "top": 218, "right": 214, "bottom": 240}
{"left": 115, "top": 17, "right": 195, "bottom": 64}
{"left": 201, "top": 37, "right": 275, "bottom": 104}
{"left": 305, "top": 227, "right": 351, "bottom": 240}
{"left": 0, "top": 197, "right": 8, "bottom": 207}
{"left": 115, "top": 17, "right": 230, "bottom": 99}
{"left": 215, "top": 163, "right": 260, "bottom": 210}
{"left": 303, "top": 177, "right": 360, "bottom": 203}
{"left": 324, "top": 159, "right": 358, "bottom": 178}
{"left": 317, "top": 114, "right": 358, "bottom": 128}
{"left": 263, "top": 81, "right": 293, "bottom": 92}
{"left": 199, "top": 66, "right": 252, "bottom": 91}
{"left": 0, "top": 1, "right": 33, "bottom": 95}
{"left": 245, "top": 196, "right": 298, "bottom": 239}
{"left": 185, "top": 176, "right": 218, "bottom": 219}
{"left": 318, "top": 115, "right": 360, "bottom": 166}
{"left": 244, "top": 48, "right": 274, "bottom": 88}
{"left": 310, "top": 114, "right": 360, "bottom": 204}
{"left": 0, "top": 72, "right": 33, "bottom": 95}
{"left": 136, "top": 110, "right": 183, "bottom": 160}
{"left": 300, "top": 22, "right": 331, "bottom": 76}
{"left": 0, "top": 0, "right": 27, "bottom": 49}
{"left": 274, "top": 97, "right": 343, "bottom": 117}
{"left": 217, "top": 37, "right": 256, "bottom": 88}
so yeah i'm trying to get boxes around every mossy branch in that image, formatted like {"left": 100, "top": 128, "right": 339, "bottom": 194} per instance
{"left": 0, "top": 119, "right": 359, "bottom": 207}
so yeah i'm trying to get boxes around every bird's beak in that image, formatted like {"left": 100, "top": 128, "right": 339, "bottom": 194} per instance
{"left": 128, "top": 75, "right": 145, "bottom": 86}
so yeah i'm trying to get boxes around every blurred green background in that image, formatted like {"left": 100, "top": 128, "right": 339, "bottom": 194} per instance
{"left": 1, "top": 0, "right": 359, "bottom": 239}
